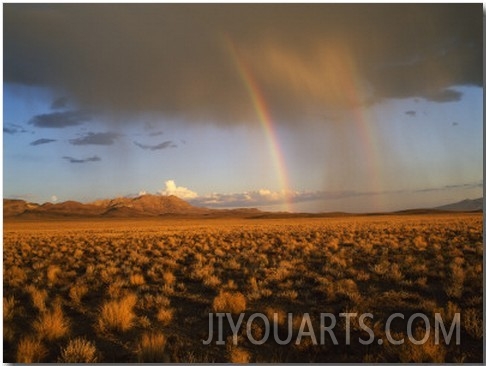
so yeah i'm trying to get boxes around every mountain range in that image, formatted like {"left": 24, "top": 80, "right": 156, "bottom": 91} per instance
{"left": 4, "top": 194, "right": 210, "bottom": 219}
{"left": 3, "top": 195, "right": 483, "bottom": 219}
{"left": 434, "top": 197, "right": 483, "bottom": 212}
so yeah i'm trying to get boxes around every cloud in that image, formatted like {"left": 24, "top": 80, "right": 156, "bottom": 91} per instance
{"left": 415, "top": 181, "right": 483, "bottom": 193}
{"left": 159, "top": 180, "right": 198, "bottom": 199}
{"left": 423, "top": 88, "right": 463, "bottom": 103}
{"left": 4, "top": 4, "right": 481, "bottom": 127}
{"left": 51, "top": 96, "right": 68, "bottom": 109}
{"left": 4, "top": 123, "right": 27, "bottom": 134}
{"left": 188, "top": 181, "right": 484, "bottom": 209}
{"left": 51, "top": 195, "right": 58, "bottom": 202}
{"left": 62, "top": 155, "right": 101, "bottom": 163}
{"left": 133, "top": 140, "right": 176, "bottom": 151}
{"left": 189, "top": 188, "right": 367, "bottom": 208}
{"left": 148, "top": 131, "right": 164, "bottom": 137}
{"left": 69, "top": 132, "right": 120, "bottom": 145}
{"left": 30, "top": 138, "right": 57, "bottom": 146}
{"left": 405, "top": 110, "right": 416, "bottom": 117}
{"left": 29, "top": 110, "right": 92, "bottom": 128}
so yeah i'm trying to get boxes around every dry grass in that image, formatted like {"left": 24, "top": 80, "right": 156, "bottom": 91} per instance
{"left": 33, "top": 304, "right": 70, "bottom": 341}
{"left": 203, "top": 274, "right": 222, "bottom": 288}
{"left": 98, "top": 293, "right": 137, "bottom": 332}
{"left": 130, "top": 273, "right": 145, "bottom": 286}
{"left": 463, "top": 308, "right": 483, "bottom": 339}
{"left": 163, "top": 271, "right": 176, "bottom": 286}
{"left": 26, "top": 285, "right": 48, "bottom": 312}
{"left": 397, "top": 328, "right": 447, "bottom": 363}
{"left": 265, "top": 306, "right": 287, "bottom": 327}
{"left": 16, "top": 337, "right": 47, "bottom": 363}
{"left": 212, "top": 291, "right": 247, "bottom": 314}
{"left": 157, "top": 308, "right": 174, "bottom": 326}
{"left": 46, "top": 264, "right": 62, "bottom": 286}
{"left": 137, "top": 331, "right": 167, "bottom": 362}
{"left": 107, "top": 279, "right": 126, "bottom": 299}
{"left": 445, "top": 261, "right": 465, "bottom": 298}
{"left": 7, "top": 266, "right": 28, "bottom": 287}
{"left": 58, "top": 338, "right": 98, "bottom": 362}
{"left": 69, "top": 283, "right": 89, "bottom": 304}
{"left": 4, "top": 296, "right": 16, "bottom": 322}
{"left": 227, "top": 345, "right": 251, "bottom": 363}
{"left": 3, "top": 214, "right": 482, "bottom": 362}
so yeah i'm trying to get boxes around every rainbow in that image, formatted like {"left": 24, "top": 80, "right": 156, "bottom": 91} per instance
{"left": 224, "top": 35, "right": 293, "bottom": 212}
{"left": 336, "top": 50, "right": 384, "bottom": 210}
{"left": 340, "top": 52, "right": 383, "bottom": 210}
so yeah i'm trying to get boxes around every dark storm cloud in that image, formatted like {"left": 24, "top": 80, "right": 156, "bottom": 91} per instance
{"left": 69, "top": 132, "right": 120, "bottom": 146}
{"left": 133, "top": 140, "right": 176, "bottom": 151}
{"left": 62, "top": 155, "right": 101, "bottom": 163}
{"left": 405, "top": 110, "right": 416, "bottom": 117}
{"left": 4, "top": 4, "right": 482, "bottom": 126}
{"left": 29, "top": 110, "right": 92, "bottom": 128}
{"left": 30, "top": 138, "right": 56, "bottom": 146}
{"left": 4, "top": 123, "right": 28, "bottom": 134}
{"left": 51, "top": 96, "right": 68, "bottom": 110}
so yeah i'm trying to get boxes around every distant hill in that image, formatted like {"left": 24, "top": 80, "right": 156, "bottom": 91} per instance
{"left": 434, "top": 197, "right": 483, "bottom": 212}
{"left": 3, "top": 194, "right": 259, "bottom": 219}
{"left": 4, "top": 195, "right": 483, "bottom": 219}
{"left": 93, "top": 194, "right": 208, "bottom": 217}
{"left": 3, "top": 199, "right": 40, "bottom": 217}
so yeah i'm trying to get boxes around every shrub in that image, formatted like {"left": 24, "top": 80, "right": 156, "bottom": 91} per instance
{"left": 212, "top": 291, "right": 246, "bottom": 314}
{"left": 265, "top": 307, "right": 287, "bottom": 327}
{"left": 98, "top": 293, "right": 137, "bottom": 332}
{"left": 7, "top": 266, "right": 28, "bottom": 287}
{"left": 281, "top": 289, "right": 298, "bottom": 301}
{"left": 413, "top": 236, "right": 428, "bottom": 250}
{"left": 463, "top": 308, "right": 483, "bottom": 339}
{"left": 203, "top": 274, "right": 221, "bottom": 288}
{"left": 4, "top": 296, "right": 16, "bottom": 322}
{"left": 58, "top": 338, "right": 98, "bottom": 362}
{"left": 26, "top": 285, "right": 48, "bottom": 312}
{"left": 69, "top": 283, "right": 89, "bottom": 305}
{"left": 34, "top": 304, "right": 70, "bottom": 341}
{"left": 228, "top": 346, "right": 250, "bottom": 363}
{"left": 335, "top": 278, "right": 360, "bottom": 301}
{"left": 138, "top": 315, "right": 152, "bottom": 329}
{"left": 16, "top": 337, "right": 47, "bottom": 363}
{"left": 397, "top": 328, "right": 446, "bottom": 363}
{"left": 130, "top": 273, "right": 145, "bottom": 286}
{"left": 107, "top": 279, "right": 126, "bottom": 299}
{"left": 137, "top": 332, "right": 167, "bottom": 362}
{"left": 47, "top": 265, "right": 62, "bottom": 285}
{"left": 445, "top": 263, "right": 464, "bottom": 298}
{"left": 157, "top": 308, "right": 174, "bottom": 326}
{"left": 163, "top": 271, "right": 176, "bottom": 286}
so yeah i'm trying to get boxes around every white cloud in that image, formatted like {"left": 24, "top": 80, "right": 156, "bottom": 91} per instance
{"left": 189, "top": 188, "right": 294, "bottom": 208}
{"left": 188, "top": 188, "right": 366, "bottom": 208}
{"left": 159, "top": 180, "right": 198, "bottom": 200}
{"left": 138, "top": 190, "right": 147, "bottom": 196}
{"left": 51, "top": 195, "right": 58, "bottom": 202}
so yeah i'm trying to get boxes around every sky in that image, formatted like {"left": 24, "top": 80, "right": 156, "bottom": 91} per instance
{"left": 3, "top": 3, "right": 483, "bottom": 213}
